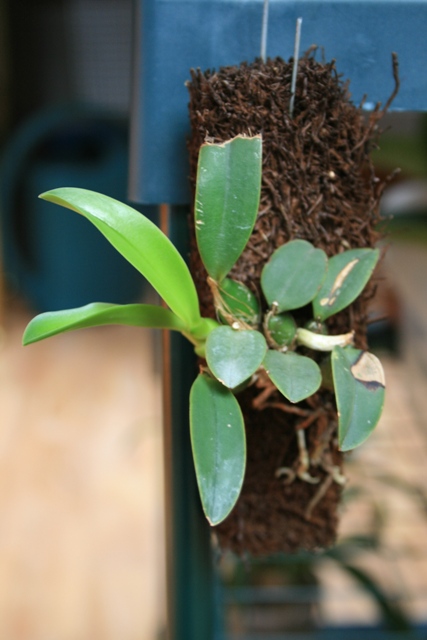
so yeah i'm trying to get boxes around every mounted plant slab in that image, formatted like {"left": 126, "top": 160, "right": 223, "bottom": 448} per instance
{"left": 187, "top": 56, "right": 392, "bottom": 555}
{"left": 23, "top": 71, "right": 389, "bottom": 555}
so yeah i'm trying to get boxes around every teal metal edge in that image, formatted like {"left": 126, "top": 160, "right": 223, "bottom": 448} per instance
{"left": 130, "top": 0, "right": 427, "bottom": 205}
{"left": 162, "top": 204, "right": 222, "bottom": 640}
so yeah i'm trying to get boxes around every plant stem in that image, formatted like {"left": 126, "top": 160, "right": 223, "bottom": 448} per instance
{"left": 296, "top": 328, "right": 354, "bottom": 351}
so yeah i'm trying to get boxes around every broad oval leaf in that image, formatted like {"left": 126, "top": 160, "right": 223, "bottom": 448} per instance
{"left": 263, "top": 350, "right": 321, "bottom": 403}
{"left": 190, "top": 373, "right": 246, "bottom": 526}
{"left": 313, "top": 248, "right": 380, "bottom": 321}
{"left": 22, "top": 303, "right": 187, "bottom": 345}
{"left": 195, "top": 135, "right": 262, "bottom": 282}
{"left": 206, "top": 326, "right": 267, "bottom": 389}
{"left": 39, "top": 188, "right": 201, "bottom": 327}
{"left": 261, "top": 240, "right": 328, "bottom": 312}
{"left": 332, "top": 346, "right": 385, "bottom": 451}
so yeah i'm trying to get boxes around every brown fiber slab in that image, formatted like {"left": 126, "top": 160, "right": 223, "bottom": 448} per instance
{"left": 186, "top": 55, "right": 391, "bottom": 556}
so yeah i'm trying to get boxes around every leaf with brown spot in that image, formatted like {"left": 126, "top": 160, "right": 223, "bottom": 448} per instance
{"left": 332, "top": 346, "right": 385, "bottom": 451}
{"left": 313, "top": 248, "right": 380, "bottom": 321}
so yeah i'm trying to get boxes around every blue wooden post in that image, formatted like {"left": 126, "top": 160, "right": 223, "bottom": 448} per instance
{"left": 129, "top": 0, "right": 427, "bottom": 206}
{"left": 160, "top": 204, "right": 219, "bottom": 640}
{"left": 129, "top": 2, "right": 427, "bottom": 638}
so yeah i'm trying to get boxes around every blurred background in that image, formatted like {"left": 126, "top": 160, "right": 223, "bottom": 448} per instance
{"left": 1, "top": 0, "right": 427, "bottom": 639}
{"left": 0, "top": 1, "right": 167, "bottom": 639}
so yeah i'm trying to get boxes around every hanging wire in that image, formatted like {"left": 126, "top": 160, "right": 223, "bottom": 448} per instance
{"left": 289, "top": 17, "right": 303, "bottom": 117}
{"left": 260, "top": 0, "right": 270, "bottom": 62}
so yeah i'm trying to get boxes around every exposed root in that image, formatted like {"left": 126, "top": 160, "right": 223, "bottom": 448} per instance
{"left": 305, "top": 475, "right": 334, "bottom": 521}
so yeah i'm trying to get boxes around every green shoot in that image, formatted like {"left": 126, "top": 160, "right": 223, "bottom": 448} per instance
{"left": 22, "top": 135, "right": 384, "bottom": 526}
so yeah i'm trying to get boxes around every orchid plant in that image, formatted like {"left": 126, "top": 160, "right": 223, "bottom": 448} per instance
{"left": 23, "top": 135, "right": 385, "bottom": 526}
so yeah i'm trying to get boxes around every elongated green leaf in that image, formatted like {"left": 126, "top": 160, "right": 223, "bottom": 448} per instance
{"left": 39, "top": 188, "right": 201, "bottom": 327}
{"left": 261, "top": 240, "right": 328, "bottom": 312}
{"left": 22, "top": 302, "right": 187, "bottom": 345}
{"left": 332, "top": 346, "right": 385, "bottom": 451}
{"left": 195, "top": 135, "right": 262, "bottom": 282}
{"left": 206, "top": 326, "right": 267, "bottom": 389}
{"left": 190, "top": 373, "right": 246, "bottom": 526}
{"left": 263, "top": 350, "right": 321, "bottom": 403}
{"left": 313, "top": 248, "right": 380, "bottom": 321}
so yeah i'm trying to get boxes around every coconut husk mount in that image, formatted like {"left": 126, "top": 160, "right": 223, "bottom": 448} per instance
{"left": 186, "top": 55, "right": 397, "bottom": 557}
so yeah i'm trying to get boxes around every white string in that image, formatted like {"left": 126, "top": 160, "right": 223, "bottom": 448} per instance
{"left": 260, "top": 0, "right": 269, "bottom": 62}
{"left": 289, "top": 17, "right": 303, "bottom": 117}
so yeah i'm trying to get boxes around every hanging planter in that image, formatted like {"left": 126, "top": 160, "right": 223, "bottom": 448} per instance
{"left": 185, "top": 54, "right": 394, "bottom": 555}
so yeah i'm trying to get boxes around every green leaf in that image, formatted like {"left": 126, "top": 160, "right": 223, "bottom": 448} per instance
{"left": 22, "top": 302, "right": 187, "bottom": 345}
{"left": 216, "top": 278, "right": 260, "bottom": 327}
{"left": 206, "top": 326, "right": 267, "bottom": 389}
{"left": 39, "top": 188, "right": 201, "bottom": 328}
{"left": 332, "top": 346, "right": 385, "bottom": 451}
{"left": 261, "top": 240, "right": 328, "bottom": 312}
{"left": 190, "top": 373, "right": 246, "bottom": 526}
{"left": 195, "top": 135, "right": 262, "bottom": 281}
{"left": 263, "top": 350, "right": 322, "bottom": 403}
{"left": 313, "top": 248, "right": 380, "bottom": 321}
{"left": 266, "top": 312, "right": 297, "bottom": 347}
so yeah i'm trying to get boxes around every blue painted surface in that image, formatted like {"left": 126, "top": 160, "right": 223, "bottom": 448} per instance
{"left": 164, "top": 207, "right": 219, "bottom": 640}
{"left": 130, "top": 0, "right": 427, "bottom": 205}
{"left": 129, "top": 5, "right": 427, "bottom": 639}
{"left": 0, "top": 105, "right": 150, "bottom": 312}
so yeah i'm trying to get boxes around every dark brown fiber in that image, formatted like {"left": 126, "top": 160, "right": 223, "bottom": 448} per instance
{"left": 186, "top": 55, "right": 394, "bottom": 556}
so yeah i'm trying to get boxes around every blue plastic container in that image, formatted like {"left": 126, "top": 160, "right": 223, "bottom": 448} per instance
{"left": 1, "top": 105, "right": 152, "bottom": 311}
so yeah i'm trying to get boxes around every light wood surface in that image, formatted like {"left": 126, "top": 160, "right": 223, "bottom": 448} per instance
{"left": 0, "top": 294, "right": 165, "bottom": 640}
{"left": 319, "top": 349, "right": 427, "bottom": 625}
{"left": 1, "top": 284, "right": 427, "bottom": 636}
